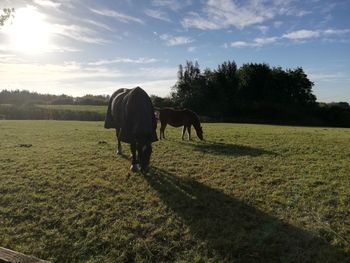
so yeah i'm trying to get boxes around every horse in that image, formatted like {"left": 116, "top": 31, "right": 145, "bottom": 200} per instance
{"left": 104, "top": 87, "right": 158, "bottom": 173}
{"left": 156, "top": 108, "right": 204, "bottom": 141}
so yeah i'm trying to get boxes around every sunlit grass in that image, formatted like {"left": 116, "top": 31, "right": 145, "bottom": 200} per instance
{"left": 0, "top": 120, "right": 349, "bottom": 262}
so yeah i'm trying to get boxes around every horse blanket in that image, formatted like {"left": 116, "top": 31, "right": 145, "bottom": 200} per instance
{"left": 104, "top": 87, "right": 158, "bottom": 144}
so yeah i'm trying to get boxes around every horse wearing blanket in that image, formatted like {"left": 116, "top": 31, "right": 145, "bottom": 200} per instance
{"left": 105, "top": 87, "right": 158, "bottom": 173}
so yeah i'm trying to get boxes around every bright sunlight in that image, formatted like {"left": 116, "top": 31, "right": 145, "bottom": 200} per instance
{"left": 4, "top": 6, "right": 51, "bottom": 54}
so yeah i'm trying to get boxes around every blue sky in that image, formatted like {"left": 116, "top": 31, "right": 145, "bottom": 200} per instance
{"left": 1, "top": 0, "right": 350, "bottom": 102}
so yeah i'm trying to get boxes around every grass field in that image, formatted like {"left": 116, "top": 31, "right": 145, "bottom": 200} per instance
{"left": 0, "top": 120, "right": 349, "bottom": 262}
{"left": 36, "top": 104, "right": 107, "bottom": 114}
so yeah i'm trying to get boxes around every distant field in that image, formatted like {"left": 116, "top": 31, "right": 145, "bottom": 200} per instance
{"left": 36, "top": 104, "right": 107, "bottom": 114}
{"left": 0, "top": 104, "right": 106, "bottom": 121}
{"left": 0, "top": 120, "right": 349, "bottom": 262}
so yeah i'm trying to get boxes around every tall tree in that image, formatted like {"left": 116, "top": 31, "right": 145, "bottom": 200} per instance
{"left": 213, "top": 60, "right": 238, "bottom": 116}
{"left": 237, "top": 63, "right": 273, "bottom": 103}
{"left": 172, "top": 61, "right": 206, "bottom": 111}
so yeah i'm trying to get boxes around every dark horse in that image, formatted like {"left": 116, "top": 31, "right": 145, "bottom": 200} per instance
{"left": 104, "top": 87, "right": 158, "bottom": 173}
{"left": 157, "top": 108, "right": 203, "bottom": 141}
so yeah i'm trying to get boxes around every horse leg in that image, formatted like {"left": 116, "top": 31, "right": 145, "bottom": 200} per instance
{"left": 187, "top": 125, "right": 191, "bottom": 140}
{"left": 160, "top": 122, "right": 167, "bottom": 139}
{"left": 130, "top": 142, "right": 140, "bottom": 172}
{"left": 137, "top": 143, "right": 143, "bottom": 166}
{"left": 159, "top": 124, "right": 163, "bottom": 140}
{"left": 116, "top": 128, "right": 122, "bottom": 155}
{"left": 181, "top": 126, "right": 186, "bottom": 140}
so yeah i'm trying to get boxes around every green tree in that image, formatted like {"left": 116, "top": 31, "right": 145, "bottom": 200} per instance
{"left": 150, "top": 95, "right": 175, "bottom": 108}
{"left": 172, "top": 61, "right": 206, "bottom": 111}
{"left": 237, "top": 63, "right": 273, "bottom": 103}
{"left": 286, "top": 67, "right": 316, "bottom": 106}
{"left": 212, "top": 60, "right": 238, "bottom": 116}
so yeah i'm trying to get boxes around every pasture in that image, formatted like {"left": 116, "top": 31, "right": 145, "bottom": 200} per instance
{"left": 0, "top": 120, "right": 349, "bottom": 262}
{"left": 35, "top": 104, "right": 107, "bottom": 114}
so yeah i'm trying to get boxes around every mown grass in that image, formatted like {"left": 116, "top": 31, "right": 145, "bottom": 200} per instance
{"left": 0, "top": 120, "right": 349, "bottom": 262}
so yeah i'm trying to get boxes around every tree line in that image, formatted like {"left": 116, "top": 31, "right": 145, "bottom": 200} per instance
{"left": 151, "top": 60, "right": 350, "bottom": 127}
{"left": 0, "top": 60, "right": 349, "bottom": 126}
{"left": 0, "top": 90, "right": 109, "bottom": 105}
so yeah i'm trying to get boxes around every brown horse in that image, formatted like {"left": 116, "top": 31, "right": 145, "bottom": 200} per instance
{"left": 157, "top": 108, "right": 203, "bottom": 141}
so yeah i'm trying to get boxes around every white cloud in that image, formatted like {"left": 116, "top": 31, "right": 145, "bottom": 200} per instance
{"left": 52, "top": 24, "right": 110, "bottom": 44}
{"left": 181, "top": 12, "right": 221, "bottom": 30}
{"left": 323, "top": 29, "right": 350, "bottom": 35}
{"left": 90, "top": 8, "right": 144, "bottom": 24}
{"left": 285, "top": 9, "right": 312, "bottom": 17}
{"left": 33, "top": 0, "right": 61, "bottom": 8}
{"left": 187, "top": 46, "right": 197, "bottom": 52}
{"left": 160, "top": 34, "right": 194, "bottom": 46}
{"left": 81, "top": 19, "right": 113, "bottom": 31}
{"left": 228, "top": 28, "right": 350, "bottom": 48}
{"left": 229, "top": 36, "right": 278, "bottom": 48}
{"left": 283, "top": 30, "right": 320, "bottom": 40}
{"left": 181, "top": 0, "right": 294, "bottom": 30}
{"left": 88, "top": 57, "right": 158, "bottom": 66}
{"left": 0, "top": 59, "right": 176, "bottom": 97}
{"left": 254, "top": 36, "right": 278, "bottom": 45}
{"left": 151, "top": 0, "right": 190, "bottom": 11}
{"left": 145, "top": 9, "right": 171, "bottom": 22}
{"left": 0, "top": 61, "right": 121, "bottom": 83}
{"left": 0, "top": 54, "right": 25, "bottom": 63}
{"left": 283, "top": 28, "right": 350, "bottom": 40}
{"left": 257, "top": 25, "right": 269, "bottom": 34}
{"left": 0, "top": 42, "right": 81, "bottom": 53}
{"left": 230, "top": 41, "right": 257, "bottom": 48}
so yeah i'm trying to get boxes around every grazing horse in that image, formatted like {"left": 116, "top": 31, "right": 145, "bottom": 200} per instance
{"left": 104, "top": 87, "right": 158, "bottom": 173}
{"left": 157, "top": 108, "right": 203, "bottom": 141}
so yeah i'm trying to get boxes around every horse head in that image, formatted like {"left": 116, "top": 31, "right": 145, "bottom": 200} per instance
{"left": 140, "top": 143, "right": 152, "bottom": 174}
{"left": 195, "top": 125, "right": 204, "bottom": 140}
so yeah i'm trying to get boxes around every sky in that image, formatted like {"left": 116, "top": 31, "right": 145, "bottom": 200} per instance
{"left": 0, "top": 0, "right": 349, "bottom": 102}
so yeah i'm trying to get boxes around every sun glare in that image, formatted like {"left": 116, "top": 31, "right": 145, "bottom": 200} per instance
{"left": 5, "top": 6, "right": 51, "bottom": 54}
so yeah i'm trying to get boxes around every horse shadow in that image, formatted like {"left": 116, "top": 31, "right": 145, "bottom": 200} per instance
{"left": 145, "top": 168, "right": 349, "bottom": 262}
{"left": 183, "top": 140, "right": 276, "bottom": 157}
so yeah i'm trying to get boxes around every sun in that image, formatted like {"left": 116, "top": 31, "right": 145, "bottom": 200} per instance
{"left": 5, "top": 6, "right": 51, "bottom": 54}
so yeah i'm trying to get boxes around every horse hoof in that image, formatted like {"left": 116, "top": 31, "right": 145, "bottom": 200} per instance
{"left": 130, "top": 164, "right": 140, "bottom": 172}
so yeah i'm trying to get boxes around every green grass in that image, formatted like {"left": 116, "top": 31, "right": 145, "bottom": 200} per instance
{"left": 0, "top": 120, "right": 349, "bottom": 262}
{"left": 36, "top": 104, "right": 107, "bottom": 114}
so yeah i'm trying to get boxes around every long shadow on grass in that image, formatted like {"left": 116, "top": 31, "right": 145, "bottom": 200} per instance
{"left": 145, "top": 167, "right": 349, "bottom": 262}
{"left": 172, "top": 139, "right": 276, "bottom": 156}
